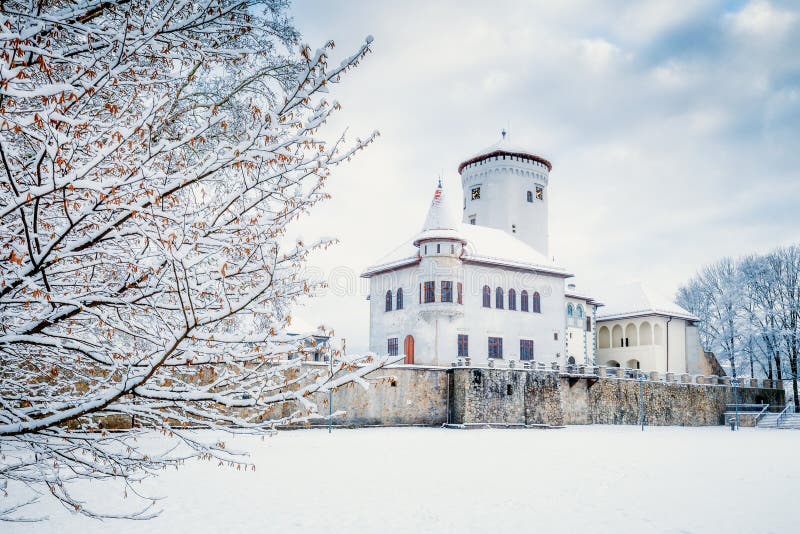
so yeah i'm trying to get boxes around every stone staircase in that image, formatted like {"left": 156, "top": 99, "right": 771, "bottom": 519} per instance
{"left": 756, "top": 410, "right": 800, "bottom": 429}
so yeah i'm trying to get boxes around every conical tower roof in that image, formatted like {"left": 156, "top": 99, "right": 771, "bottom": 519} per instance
{"left": 413, "top": 181, "right": 464, "bottom": 246}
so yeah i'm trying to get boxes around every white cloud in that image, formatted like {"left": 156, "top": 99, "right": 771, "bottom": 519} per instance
{"left": 725, "top": 0, "right": 798, "bottom": 40}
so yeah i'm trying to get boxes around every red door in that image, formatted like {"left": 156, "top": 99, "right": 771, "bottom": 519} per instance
{"left": 403, "top": 335, "right": 415, "bottom": 365}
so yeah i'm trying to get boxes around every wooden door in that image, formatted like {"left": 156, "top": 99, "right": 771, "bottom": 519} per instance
{"left": 403, "top": 335, "right": 415, "bottom": 365}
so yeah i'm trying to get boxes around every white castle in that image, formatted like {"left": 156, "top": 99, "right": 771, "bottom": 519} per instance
{"left": 361, "top": 135, "right": 708, "bottom": 374}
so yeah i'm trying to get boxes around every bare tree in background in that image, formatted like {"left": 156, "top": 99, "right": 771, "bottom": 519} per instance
{"left": 0, "top": 0, "right": 392, "bottom": 520}
{"left": 678, "top": 245, "right": 800, "bottom": 410}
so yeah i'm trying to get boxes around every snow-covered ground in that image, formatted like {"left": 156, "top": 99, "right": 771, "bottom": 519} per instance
{"left": 5, "top": 426, "right": 797, "bottom": 533}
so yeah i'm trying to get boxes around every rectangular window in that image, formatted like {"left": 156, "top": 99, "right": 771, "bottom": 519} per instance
{"left": 471, "top": 187, "right": 481, "bottom": 200}
{"left": 436, "top": 243, "right": 441, "bottom": 253}
{"left": 469, "top": 215, "right": 476, "bottom": 225}
{"left": 520, "top": 339, "right": 534, "bottom": 361}
{"left": 457, "top": 282, "right": 463, "bottom": 304}
{"left": 458, "top": 334, "right": 469, "bottom": 357}
{"left": 488, "top": 337, "right": 503, "bottom": 359}
{"left": 586, "top": 317, "right": 591, "bottom": 332}
{"left": 424, "top": 281, "right": 435, "bottom": 303}
{"left": 388, "top": 338, "right": 398, "bottom": 356}
{"left": 441, "top": 281, "right": 453, "bottom": 303}
{"left": 535, "top": 185, "right": 544, "bottom": 200}
{"left": 553, "top": 332, "right": 558, "bottom": 341}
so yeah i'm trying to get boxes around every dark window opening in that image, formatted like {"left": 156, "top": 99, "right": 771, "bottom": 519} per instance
{"left": 532, "top": 292, "right": 541, "bottom": 313}
{"left": 458, "top": 334, "right": 469, "bottom": 357}
{"left": 441, "top": 281, "right": 453, "bottom": 303}
{"left": 482, "top": 285, "right": 491, "bottom": 307}
{"left": 457, "top": 282, "right": 463, "bottom": 304}
{"left": 521, "top": 290, "right": 529, "bottom": 312}
{"left": 396, "top": 288, "right": 403, "bottom": 310}
{"left": 506, "top": 384, "right": 513, "bottom": 396}
{"left": 388, "top": 338, "right": 398, "bottom": 356}
{"left": 520, "top": 339, "right": 534, "bottom": 361}
{"left": 527, "top": 191, "right": 533, "bottom": 202}
{"left": 508, "top": 289, "right": 517, "bottom": 310}
{"left": 424, "top": 281, "right": 435, "bottom": 303}
{"left": 495, "top": 287, "right": 504, "bottom": 309}
{"left": 489, "top": 337, "right": 503, "bottom": 359}
{"left": 385, "top": 290, "right": 392, "bottom": 312}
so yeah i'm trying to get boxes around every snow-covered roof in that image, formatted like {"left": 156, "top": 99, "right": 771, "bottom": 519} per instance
{"left": 597, "top": 283, "right": 698, "bottom": 321}
{"left": 361, "top": 184, "right": 569, "bottom": 278}
{"left": 458, "top": 135, "right": 552, "bottom": 173}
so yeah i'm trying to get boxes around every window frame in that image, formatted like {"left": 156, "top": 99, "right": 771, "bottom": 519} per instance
{"left": 520, "top": 339, "right": 534, "bottom": 361}
{"left": 495, "top": 287, "right": 504, "bottom": 309}
{"left": 424, "top": 281, "right": 435, "bottom": 304}
{"left": 508, "top": 288, "right": 517, "bottom": 310}
{"left": 388, "top": 337, "right": 398, "bottom": 356}
{"left": 458, "top": 334, "right": 469, "bottom": 357}
{"left": 441, "top": 281, "right": 453, "bottom": 303}
{"left": 482, "top": 285, "right": 491, "bottom": 308}
{"left": 488, "top": 336, "right": 503, "bottom": 359}
{"left": 396, "top": 288, "right": 403, "bottom": 310}
{"left": 385, "top": 290, "right": 392, "bottom": 312}
{"left": 532, "top": 291, "right": 541, "bottom": 313}
{"left": 521, "top": 290, "right": 529, "bottom": 312}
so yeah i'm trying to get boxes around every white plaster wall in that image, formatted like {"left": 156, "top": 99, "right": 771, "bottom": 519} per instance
{"left": 461, "top": 155, "right": 550, "bottom": 256}
{"left": 565, "top": 298, "right": 596, "bottom": 365}
{"left": 368, "top": 258, "right": 567, "bottom": 367}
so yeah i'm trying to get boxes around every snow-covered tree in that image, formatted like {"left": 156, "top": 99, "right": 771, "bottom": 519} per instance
{"left": 0, "top": 0, "right": 392, "bottom": 520}
{"left": 678, "top": 245, "right": 800, "bottom": 409}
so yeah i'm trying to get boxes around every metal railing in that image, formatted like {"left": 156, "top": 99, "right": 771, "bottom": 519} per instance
{"left": 777, "top": 404, "right": 795, "bottom": 428}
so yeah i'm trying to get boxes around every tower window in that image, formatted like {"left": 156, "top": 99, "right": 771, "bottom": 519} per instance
{"left": 495, "top": 287, "right": 504, "bottom": 309}
{"left": 385, "top": 290, "right": 392, "bottom": 312}
{"left": 482, "top": 285, "right": 491, "bottom": 307}
{"left": 521, "top": 290, "right": 529, "bottom": 312}
{"left": 397, "top": 288, "right": 404, "bottom": 310}
{"left": 424, "top": 281, "right": 435, "bottom": 303}
{"left": 471, "top": 187, "right": 481, "bottom": 200}
{"left": 441, "top": 281, "right": 453, "bottom": 303}
{"left": 458, "top": 334, "right": 469, "bottom": 357}
{"left": 527, "top": 191, "right": 533, "bottom": 203}
{"left": 388, "top": 338, "right": 398, "bottom": 356}
{"left": 488, "top": 337, "right": 503, "bottom": 359}
{"left": 436, "top": 243, "right": 441, "bottom": 254}
{"left": 508, "top": 289, "right": 517, "bottom": 310}
{"left": 535, "top": 186, "right": 544, "bottom": 200}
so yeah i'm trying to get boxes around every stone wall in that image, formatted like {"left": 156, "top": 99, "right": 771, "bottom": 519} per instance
{"left": 307, "top": 366, "right": 449, "bottom": 426}
{"left": 559, "top": 375, "right": 783, "bottom": 426}
{"left": 311, "top": 365, "right": 783, "bottom": 428}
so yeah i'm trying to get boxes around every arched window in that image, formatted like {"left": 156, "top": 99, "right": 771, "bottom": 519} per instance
{"left": 521, "top": 290, "right": 529, "bottom": 312}
{"left": 495, "top": 287, "right": 504, "bottom": 309}
{"left": 527, "top": 191, "right": 533, "bottom": 202}
{"left": 508, "top": 289, "right": 517, "bottom": 310}
{"left": 385, "top": 290, "right": 392, "bottom": 312}
{"left": 396, "top": 288, "right": 403, "bottom": 310}
{"left": 567, "top": 303, "right": 574, "bottom": 317}
{"left": 576, "top": 305, "right": 584, "bottom": 318}
{"left": 532, "top": 291, "right": 541, "bottom": 313}
{"left": 482, "top": 285, "right": 491, "bottom": 308}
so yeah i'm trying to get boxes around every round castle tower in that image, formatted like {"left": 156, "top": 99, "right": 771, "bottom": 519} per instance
{"left": 458, "top": 133, "right": 552, "bottom": 256}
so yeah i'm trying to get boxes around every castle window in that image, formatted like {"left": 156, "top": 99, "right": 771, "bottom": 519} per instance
{"left": 458, "top": 334, "right": 469, "bottom": 357}
{"left": 388, "top": 338, "right": 398, "bottom": 356}
{"left": 450, "top": 244, "right": 455, "bottom": 254}
{"left": 586, "top": 317, "right": 592, "bottom": 332}
{"left": 506, "top": 384, "right": 513, "bottom": 396}
{"left": 441, "top": 281, "right": 453, "bottom": 303}
{"left": 396, "top": 288, "right": 403, "bottom": 310}
{"left": 512, "top": 224, "right": 516, "bottom": 234}
{"left": 457, "top": 282, "right": 463, "bottom": 304}
{"left": 424, "top": 281, "right": 435, "bottom": 303}
{"left": 495, "top": 287, "right": 504, "bottom": 309}
{"left": 521, "top": 290, "right": 529, "bottom": 312}
{"left": 482, "top": 285, "right": 491, "bottom": 307}
{"left": 385, "top": 290, "right": 392, "bottom": 312}
{"left": 554, "top": 332, "right": 559, "bottom": 341}
{"left": 436, "top": 243, "right": 441, "bottom": 254}
{"left": 535, "top": 186, "right": 544, "bottom": 200}
{"left": 567, "top": 303, "right": 574, "bottom": 317}
{"left": 577, "top": 305, "right": 584, "bottom": 319}
{"left": 469, "top": 215, "right": 477, "bottom": 225}
{"left": 488, "top": 337, "right": 503, "bottom": 359}
{"left": 471, "top": 187, "right": 481, "bottom": 200}
{"left": 527, "top": 191, "right": 533, "bottom": 203}
{"left": 508, "top": 289, "right": 517, "bottom": 310}
{"left": 520, "top": 339, "right": 534, "bottom": 361}
{"left": 532, "top": 292, "right": 541, "bottom": 313}
{"left": 424, "top": 245, "right": 428, "bottom": 254}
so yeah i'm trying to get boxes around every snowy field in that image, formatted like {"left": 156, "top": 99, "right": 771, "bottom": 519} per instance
{"left": 5, "top": 425, "right": 798, "bottom": 534}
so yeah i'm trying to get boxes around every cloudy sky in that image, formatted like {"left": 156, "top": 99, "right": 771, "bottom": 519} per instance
{"left": 287, "top": 0, "right": 800, "bottom": 353}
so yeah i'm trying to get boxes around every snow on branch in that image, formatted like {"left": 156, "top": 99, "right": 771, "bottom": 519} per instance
{"left": 0, "top": 0, "right": 382, "bottom": 521}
